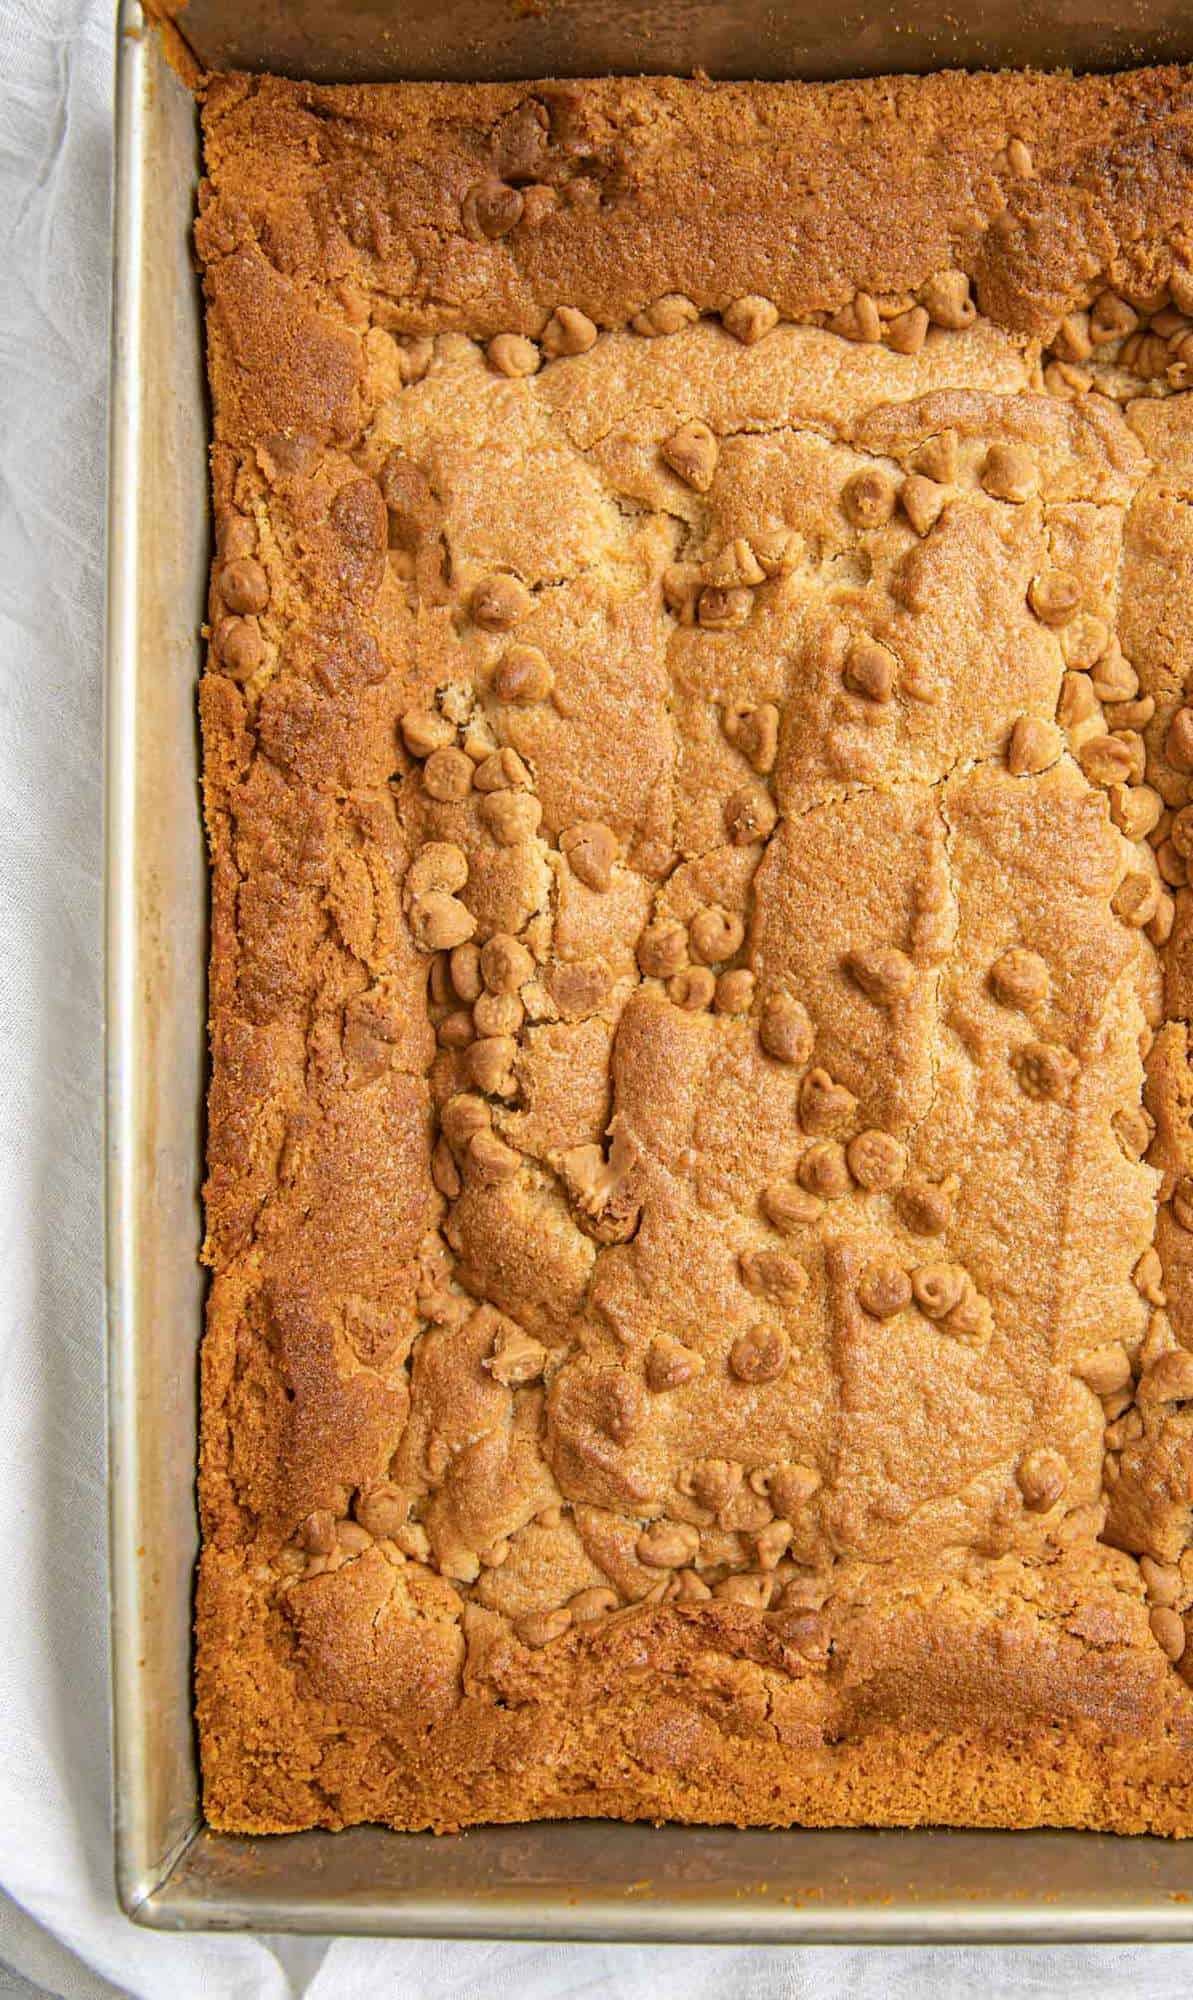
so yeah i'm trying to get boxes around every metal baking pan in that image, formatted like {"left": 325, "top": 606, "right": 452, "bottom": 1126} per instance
{"left": 106, "top": 0, "right": 1193, "bottom": 1937}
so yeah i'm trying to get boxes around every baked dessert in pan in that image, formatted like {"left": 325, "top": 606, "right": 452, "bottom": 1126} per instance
{"left": 195, "top": 63, "right": 1193, "bottom": 1834}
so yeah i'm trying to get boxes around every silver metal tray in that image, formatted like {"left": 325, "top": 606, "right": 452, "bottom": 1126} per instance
{"left": 105, "top": 0, "right": 1193, "bottom": 1937}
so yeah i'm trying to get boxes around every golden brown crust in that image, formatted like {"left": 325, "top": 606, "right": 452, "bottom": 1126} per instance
{"left": 195, "top": 64, "right": 1193, "bottom": 1837}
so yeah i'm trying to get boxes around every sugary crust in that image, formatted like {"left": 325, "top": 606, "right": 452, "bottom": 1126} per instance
{"left": 195, "top": 64, "right": 1193, "bottom": 1836}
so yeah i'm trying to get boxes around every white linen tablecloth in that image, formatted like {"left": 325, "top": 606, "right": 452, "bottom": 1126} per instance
{"left": 1, "top": 0, "right": 1191, "bottom": 1991}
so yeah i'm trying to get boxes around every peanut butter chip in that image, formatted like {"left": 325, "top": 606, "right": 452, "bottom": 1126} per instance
{"left": 900, "top": 474, "right": 945, "bottom": 536}
{"left": 487, "top": 333, "right": 540, "bottom": 377}
{"left": 689, "top": 905, "right": 745, "bottom": 965}
{"left": 1112, "top": 872, "right": 1161, "bottom": 928}
{"left": 762, "top": 1180, "right": 824, "bottom": 1231}
{"left": 724, "top": 785, "right": 778, "bottom": 845}
{"left": 989, "top": 947, "right": 1049, "bottom": 1010}
{"left": 494, "top": 643, "right": 553, "bottom": 702}
{"left": 896, "top": 1176, "right": 955, "bottom": 1235}
{"left": 467, "top": 179, "right": 524, "bottom": 237}
{"left": 1140, "top": 1557, "right": 1182, "bottom": 1607}
{"left": 468, "top": 1129, "right": 523, "bottom": 1185}
{"left": 1012, "top": 1040, "right": 1078, "bottom": 1103}
{"left": 471, "top": 573, "right": 531, "bottom": 630}
{"left": 215, "top": 616, "right": 263, "bottom": 680}
{"left": 467, "top": 1034, "right": 518, "bottom": 1097}
{"left": 1146, "top": 1350, "right": 1193, "bottom": 1402}
{"left": 886, "top": 305, "right": 930, "bottom": 355}
{"left": 1078, "top": 734, "right": 1138, "bottom": 788}
{"left": 480, "top": 789, "right": 542, "bottom": 844}
{"left": 1027, "top": 571, "right": 1081, "bottom": 626}
{"left": 516, "top": 1608, "right": 571, "bottom": 1647}
{"left": 481, "top": 933, "right": 534, "bottom": 994}
{"left": 797, "top": 1140, "right": 851, "bottom": 1201}
{"left": 474, "top": 746, "right": 532, "bottom": 792}
{"left": 410, "top": 891, "right": 476, "bottom": 951}
{"left": 1074, "top": 1344, "right": 1132, "bottom": 1396}
{"left": 400, "top": 707, "right": 456, "bottom": 758}
{"left": 846, "top": 1129, "right": 907, "bottom": 1192}
{"left": 845, "top": 947, "right": 915, "bottom": 1003}
{"left": 541, "top": 305, "right": 598, "bottom": 357}
{"left": 219, "top": 556, "right": 269, "bottom": 615}
{"left": 1172, "top": 1176, "right": 1193, "bottom": 1231}
{"left": 560, "top": 820, "right": 617, "bottom": 890}
{"left": 1166, "top": 707, "right": 1193, "bottom": 772}
{"left": 661, "top": 419, "right": 719, "bottom": 491}
{"left": 844, "top": 638, "right": 897, "bottom": 702}
{"left": 407, "top": 841, "right": 469, "bottom": 896}
{"left": 760, "top": 994, "right": 814, "bottom": 1065}
{"left": 723, "top": 700, "right": 779, "bottom": 773}
{"left": 911, "top": 1262, "right": 968, "bottom": 1319}
{"left": 920, "top": 270, "right": 976, "bottom": 330}
{"left": 723, "top": 294, "right": 779, "bottom": 345}
{"left": 423, "top": 746, "right": 475, "bottom": 802}
{"left": 698, "top": 585, "right": 753, "bottom": 630}
{"left": 632, "top": 293, "right": 698, "bottom": 337}
{"left": 980, "top": 443, "right": 1038, "bottom": 503}
{"left": 668, "top": 966, "right": 716, "bottom": 1011}
{"left": 911, "top": 430, "right": 958, "bottom": 483}
{"left": 739, "top": 1248, "right": 808, "bottom": 1302}
{"left": 1150, "top": 1607, "right": 1188, "bottom": 1663}
{"left": 857, "top": 1258, "right": 912, "bottom": 1319}
{"left": 637, "top": 1520, "right": 701, "bottom": 1568}
{"left": 841, "top": 468, "right": 897, "bottom": 528}
{"left": 716, "top": 968, "right": 756, "bottom": 1014}
{"left": 484, "top": 1326, "right": 546, "bottom": 1385}
{"left": 645, "top": 1337, "right": 703, "bottom": 1391}
{"left": 1016, "top": 1448, "right": 1069, "bottom": 1512}
{"left": 570, "top": 1586, "right": 619, "bottom": 1621}
{"left": 1007, "top": 716, "right": 1061, "bottom": 775}
{"left": 798, "top": 1068, "right": 858, "bottom": 1137}
{"left": 637, "top": 917, "right": 688, "bottom": 979}
{"left": 729, "top": 1324, "right": 790, "bottom": 1383}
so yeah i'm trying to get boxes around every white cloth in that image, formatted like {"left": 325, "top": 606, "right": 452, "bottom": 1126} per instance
{"left": 0, "top": 1, "right": 1191, "bottom": 1992}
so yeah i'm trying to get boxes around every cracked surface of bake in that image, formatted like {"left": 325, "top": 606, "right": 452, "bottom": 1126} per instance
{"left": 195, "top": 63, "right": 1193, "bottom": 1834}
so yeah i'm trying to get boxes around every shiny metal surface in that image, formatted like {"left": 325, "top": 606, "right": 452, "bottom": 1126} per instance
{"left": 107, "top": 0, "right": 1193, "bottom": 1938}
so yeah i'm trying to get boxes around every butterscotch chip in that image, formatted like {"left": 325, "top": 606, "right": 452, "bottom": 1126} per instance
{"left": 1012, "top": 1040, "right": 1079, "bottom": 1103}
{"left": 219, "top": 556, "right": 269, "bottom": 614}
{"left": 1166, "top": 706, "right": 1193, "bottom": 771}
{"left": 467, "top": 1129, "right": 523, "bottom": 1184}
{"left": 920, "top": 270, "right": 975, "bottom": 329}
{"left": 729, "top": 1324, "right": 790, "bottom": 1383}
{"left": 569, "top": 1586, "right": 619, "bottom": 1621}
{"left": 689, "top": 905, "right": 745, "bottom": 964}
{"left": 1090, "top": 644, "right": 1138, "bottom": 702}
{"left": 1108, "top": 783, "right": 1162, "bottom": 841}
{"left": 845, "top": 947, "right": 915, "bottom": 1003}
{"left": 1016, "top": 1448, "right": 1069, "bottom": 1511}
{"left": 846, "top": 1129, "right": 907, "bottom": 1191}
{"left": 857, "top": 1257, "right": 912, "bottom": 1319}
{"left": 797, "top": 1140, "right": 851, "bottom": 1200}
{"left": 827, "top": 291, "right": 882, "bottom": 342}
{"left": 715, "top": 968, "right": 756, "bottom": 1014}
{"left": 1078, "top": 734, "right": 1137, "bottom": 788}
{"left": 989, "top": 947, "right": 1049, "bottom": 1009}
{"left": 474, "top": 989, "right": 524, "bottom": 1036}
{"left": 980, "top": 443, "right": 1038, "bottom": 503}
{"left": 1007, "top": 716, "right": 1061, "bottom": 776}
{"left": 841, "top": 467, "right": 897, "bottom": 528}
{"left": 723, "top": 294, "right": 779, "bottom": 344}
{"left": 762, "top": 1180, "right": 824, "bottom": 1231}
{"left": 1112, "top": 872, "right": 1162, "bottom": 928}
{"left": 487, "top": 332, "right": 540, "bottom": 377}
{"left": 844, "top": 638, "right": 897, "bottom": 702}
{"left": 466, "top": 179, "right": 524, "bottom": 238}
{"left": 799, "top": 1067, "right": 858, "bottom": 1136}
{"left": 516, "top": 1608, "right": 571, "bottom": 1647}
{"left": 1027, "top": 571, "right": 1081, "bottom": 626}
{"left": 911, "top": 429, "right": 958, "bottom": 483}
{"left": 1159, "top": 840, "right": 1190, "bottom": 888}
{"left": 407, "top": 841, "right": 469, "bottom": 897}
{"left": 440, "top": 1091, "right": 491, "bottom": 1150}
{"left": 474, "top": 746, "right": 533, "bottom": 792}
{"left": 450, "top": 940, "right": 483, "bottom": 1000}
{"left": 471, "top": 573, "right": 531, "bottom": 630}
{"left": 494, "top": 644, "right": 553, "bottom": 702}
{"left": 1060, "top": 613, "right": 1111, "bottom": 672}
{"left": 1073, "top": 1345, "right": 1132, "bottom": 1397}
{"left": 466, "top": 1034, "right": 519, "bottom": 1096}
{"left": 541, "top": 304, "right": 598, "bottom": 357}
{"left": 437, "top": 1007, "right": 475, "bottom": 1051}
{"left": 423, "top": 746, "right": 475, "bottom": 801}
{"left": 759, "top": 994, "right": 814, "bottom": 1065}
{"left": 661, "top": 418, "right": 719, "bottom": 491}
